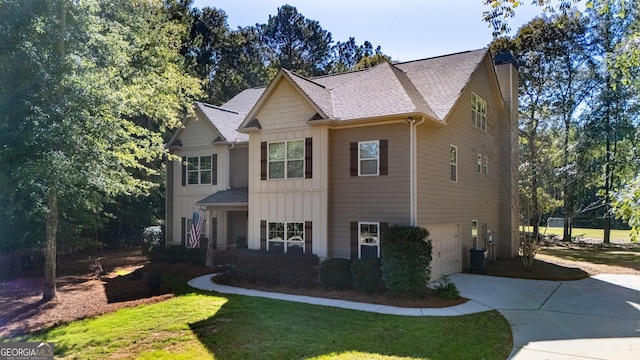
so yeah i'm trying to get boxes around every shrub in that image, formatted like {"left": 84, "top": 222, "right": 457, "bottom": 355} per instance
{"left": 142, "top": 226, "right": 164, "bottom": 261}
{"left": 351, "top": 258, "right": 385, "bottom": 294}
{"left": 435, "top": 275, "right": 460, "bottom": 300}
{"left": 185, "top": 247, "right": 206, "bottom": 265}
{"left": 165, "top": 245, "right": 187, "bottom": 264}
{"left": 211, "top": 249, "right": 320, "bottom": 288}
{"left": 320, "top": 258, "right": 353, "bottom": 290}
{"left": 381, "top": 225, "right": 433, "bottom": 298}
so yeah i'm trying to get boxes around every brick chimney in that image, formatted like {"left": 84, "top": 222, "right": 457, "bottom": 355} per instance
{"left": 494, "top": 52, "right": 519, "bottom": 258}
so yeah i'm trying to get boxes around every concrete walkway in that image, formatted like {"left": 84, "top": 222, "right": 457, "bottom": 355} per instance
{"left": 188, "top": 273, "right": 640, "bottom": 360}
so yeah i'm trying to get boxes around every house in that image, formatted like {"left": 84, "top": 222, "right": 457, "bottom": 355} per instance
{"left": 165, "top": 48, "right": 519, "bottom": 280}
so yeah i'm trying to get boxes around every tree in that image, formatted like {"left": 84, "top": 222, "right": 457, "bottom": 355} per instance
{"left": 329, "top": 38, "right": 385, "bottom": 73}
{"left": 0, "top": 0, "right": 201, "bottom": 300}
{"left": 258, "top": 4, "right": 333, "bottom": 77}
{"left": 492, "top": 17, "right": 562, "bottom": 241}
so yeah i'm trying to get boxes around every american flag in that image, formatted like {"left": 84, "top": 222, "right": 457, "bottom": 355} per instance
{"left": 189, "top": 209, "right": 205, "bottom": 248}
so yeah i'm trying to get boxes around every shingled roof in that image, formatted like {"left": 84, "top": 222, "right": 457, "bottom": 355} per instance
{"left": 239, "top": 48, "right": 489, "bottom": 128}
{"left": 181, "top": 88, "right": 266, "bottom": 144}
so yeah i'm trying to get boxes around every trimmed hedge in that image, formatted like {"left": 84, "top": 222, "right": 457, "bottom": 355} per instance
{"left": 211, "top": 249, "right": 320, "bottom": 288}
{"left": 320, "top": 258, "right": 353, "bottom": 290}
{"left": 381, "top": 225, "right": 432, "bottom": 298}
{"left": 351, "top": 258, "right": 385, "bottom": 294}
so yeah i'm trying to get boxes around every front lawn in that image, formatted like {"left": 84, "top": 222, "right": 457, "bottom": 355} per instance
{"left": 8, "top": 275, "right": 512, "bottom": 360}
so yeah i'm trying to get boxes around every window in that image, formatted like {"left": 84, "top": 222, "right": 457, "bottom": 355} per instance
{"left": 472, "top": 220, "right": 478, "bottom": 248}
{"left": 268, "top": 140, "right": 304, "bottom": 179}
{"left": 477, "top": 153, "right": 482, "bottom": 173}
{"left": 359, "top": 222, "right": 380, "bottom": 258}
{"left": 187, "top": 156, "right": 211, "bottom": 185}
{"left": 471, "top": 93, "right": 487, "bottom": 131}
{"left": 268, "top": 221, "right": 304, "bottom": 253}
{"left": 483, "top": 155, "right": 488, "bottom": 175}
{"left": 450, "top": 145, "right": 458, "bottom": 182}
{"left": 359, "top": 141, "right": 379, "bottom": 176}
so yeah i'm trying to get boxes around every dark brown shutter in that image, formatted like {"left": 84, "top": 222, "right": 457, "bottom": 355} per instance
{"left": 350, "top": 142, "right": 358, "bottom": 177}
{"left": 181, "top": 217, "right": 186, "bottom": 246}
{"left": 211, "top": 154, "right": 218, "bottom": 185}
{"left": 305, "top": 221, "right": 312, "bottom": 254}
{"left": 350, "top": 221, "right": 358, "bottom": 259}
{"left": 379, "top": 139, "right": 388, "bottom": 176}
{"left": 260, "top": 220, "right": 267, "bottom": 250}
{"left": 305, "top": 137, "right": 312, "bottom": 179}
{"left": 181, "top": 156, "right": 187, "bottom": 186}
{"left": 260, "top": 142, "right": 267, "bottom": 180}
{"left": 379, "top": 222, "right": 389, "bottom": 258}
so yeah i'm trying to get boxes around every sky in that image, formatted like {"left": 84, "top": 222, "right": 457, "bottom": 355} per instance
{"left": 190, "top": 0, "right": 577, "bottom": 62}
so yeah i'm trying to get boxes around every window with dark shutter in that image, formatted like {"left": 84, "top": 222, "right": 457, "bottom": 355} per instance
{"left": 305, "top": 138, "right": 312, "bottom": 179}
{"left": 260, "top": 220, "right": 267, "bottom": 250}
{"left": 260, "top": 142, "right": 267, "bottom": 180}
{"left": 211, "top": 154, "right": 218, "bottom": 185}
{"left": 181, "top": 217, "right": 186, "bottom": 246}
{"left": 379, "top": 139, "right": 388, "bottom": 176}
{"left": 181, "top": 156, "right": 187, "bottom": 186}
{"left": 350, "top": 143, "right": 358, "bottom": 177}
{"left": 304, "top": 221, "right": 312, "bottom": 254}
{"left": 350, "top": 222, "right": 358, "bottom": 259}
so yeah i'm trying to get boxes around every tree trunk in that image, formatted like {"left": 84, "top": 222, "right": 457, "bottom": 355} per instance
{"left": 43, "top": 188, "right": 59, "bottom": 301}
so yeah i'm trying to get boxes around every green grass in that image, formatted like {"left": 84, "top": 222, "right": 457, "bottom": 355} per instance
{"left": 7, "top": 277, "right": 512, "bottom": 360}
{"left": 541, "top": 227, "right": 632, "bottom": 242}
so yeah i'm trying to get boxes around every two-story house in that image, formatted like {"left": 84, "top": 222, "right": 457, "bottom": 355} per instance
{"left": 166, "top": 48, "right": 519, "bottom": 280}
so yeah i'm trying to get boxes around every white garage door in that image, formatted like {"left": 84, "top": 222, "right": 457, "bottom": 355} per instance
{"left": 426, "top": 224, "right": 461, "bottom": 281}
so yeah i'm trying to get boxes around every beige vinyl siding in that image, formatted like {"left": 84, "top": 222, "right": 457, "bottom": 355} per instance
{"left": 229, "top": 145, "right": 248, "bottom": 188}
{"left": 416, "top": 58, "right": 502, "bottom": 262}
{"left": 328, "top": 122, "right": 410, "bottom": 258}
{"left": 168, "top": 113, "right": 231, "bottom": 245}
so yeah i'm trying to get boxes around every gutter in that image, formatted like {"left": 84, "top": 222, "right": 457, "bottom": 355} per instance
{"left": 408, "top": 116, "right": 426, "bottom": 226}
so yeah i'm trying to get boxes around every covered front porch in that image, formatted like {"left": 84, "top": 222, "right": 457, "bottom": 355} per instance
{"left": 197, "top": 188, "right": 248, "bottom": 250}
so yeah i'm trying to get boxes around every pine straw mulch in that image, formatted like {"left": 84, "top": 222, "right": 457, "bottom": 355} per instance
{"left": 2, "top": 242, "right": 638, "bottom": 338}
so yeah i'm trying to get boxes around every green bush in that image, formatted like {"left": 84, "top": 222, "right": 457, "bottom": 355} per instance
{"left": 185, "top": 247, "right": 206, "bottom": 265}
{"left": 165, "top": 245, "right": 187, "bottom": 264}
{"left": 351, "top": 258, "right": 385, "bottom": 294}
{"left": 435, "top": 276, "right": 461, "bottom": 300}
{"left": 211, "top": 249, "right": 320, "bottom": 288}
{"left": 381, "top": 225, "right": 432, "bottom": 298}
{"left": 320, "top": 258, "right": 353, "bottom": 290}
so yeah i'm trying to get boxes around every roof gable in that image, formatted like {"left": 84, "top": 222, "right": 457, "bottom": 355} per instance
{"left": 236, "top": 48, "right": 498, "bottom": 131}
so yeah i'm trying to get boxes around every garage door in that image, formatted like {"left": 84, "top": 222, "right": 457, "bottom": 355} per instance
{"left": 426, "top": 224, "right": 461, "bottom": 281}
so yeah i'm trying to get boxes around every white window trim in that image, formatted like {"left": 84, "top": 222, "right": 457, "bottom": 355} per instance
{"left": 358, "top": 221, "right": 380, "bottom": 258}
{"left": 471, "top": 92, "right": 487, "bottom": 132}
{"left": 358, "top": 140, "right": 380, "bottom": 176}
{"left": 267, "top": 221, "right": 305, "bottom": 253}
{"left": 186, "top": 155, "right": 211, "bottom": 185}
{"left": 267, "top": 140, "right": 305, "bottom": 180}
{"left": 483, "top": 155, "right": 488, "bottom": 175}
{"left": 450, "top": 145, "right": 458, "bottom": 183}
{"left": 477, "top": 153, "right": 482, "bottom": 173}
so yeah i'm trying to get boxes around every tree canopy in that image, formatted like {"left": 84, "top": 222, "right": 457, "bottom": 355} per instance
{"left": 0, "top": 0, "right": 201, "bottom": 299}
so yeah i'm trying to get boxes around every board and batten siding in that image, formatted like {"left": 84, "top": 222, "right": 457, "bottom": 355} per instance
{"left": 416, "top": 56, "right": 502, "bottom": 265}
{"left": 328, "top": 122, "right": 411, "bottom": 258}
{"left": 246, "top": 79, "right": 329, "bottom": 257}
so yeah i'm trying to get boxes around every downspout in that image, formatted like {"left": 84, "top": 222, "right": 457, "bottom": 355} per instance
{"left": 407, "top": 116, "right": 425, "bottom": 226}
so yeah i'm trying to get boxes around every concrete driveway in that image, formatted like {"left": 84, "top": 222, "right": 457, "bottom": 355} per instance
{"left": 450, "top": 273, "right": 640, "bottom": 360}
